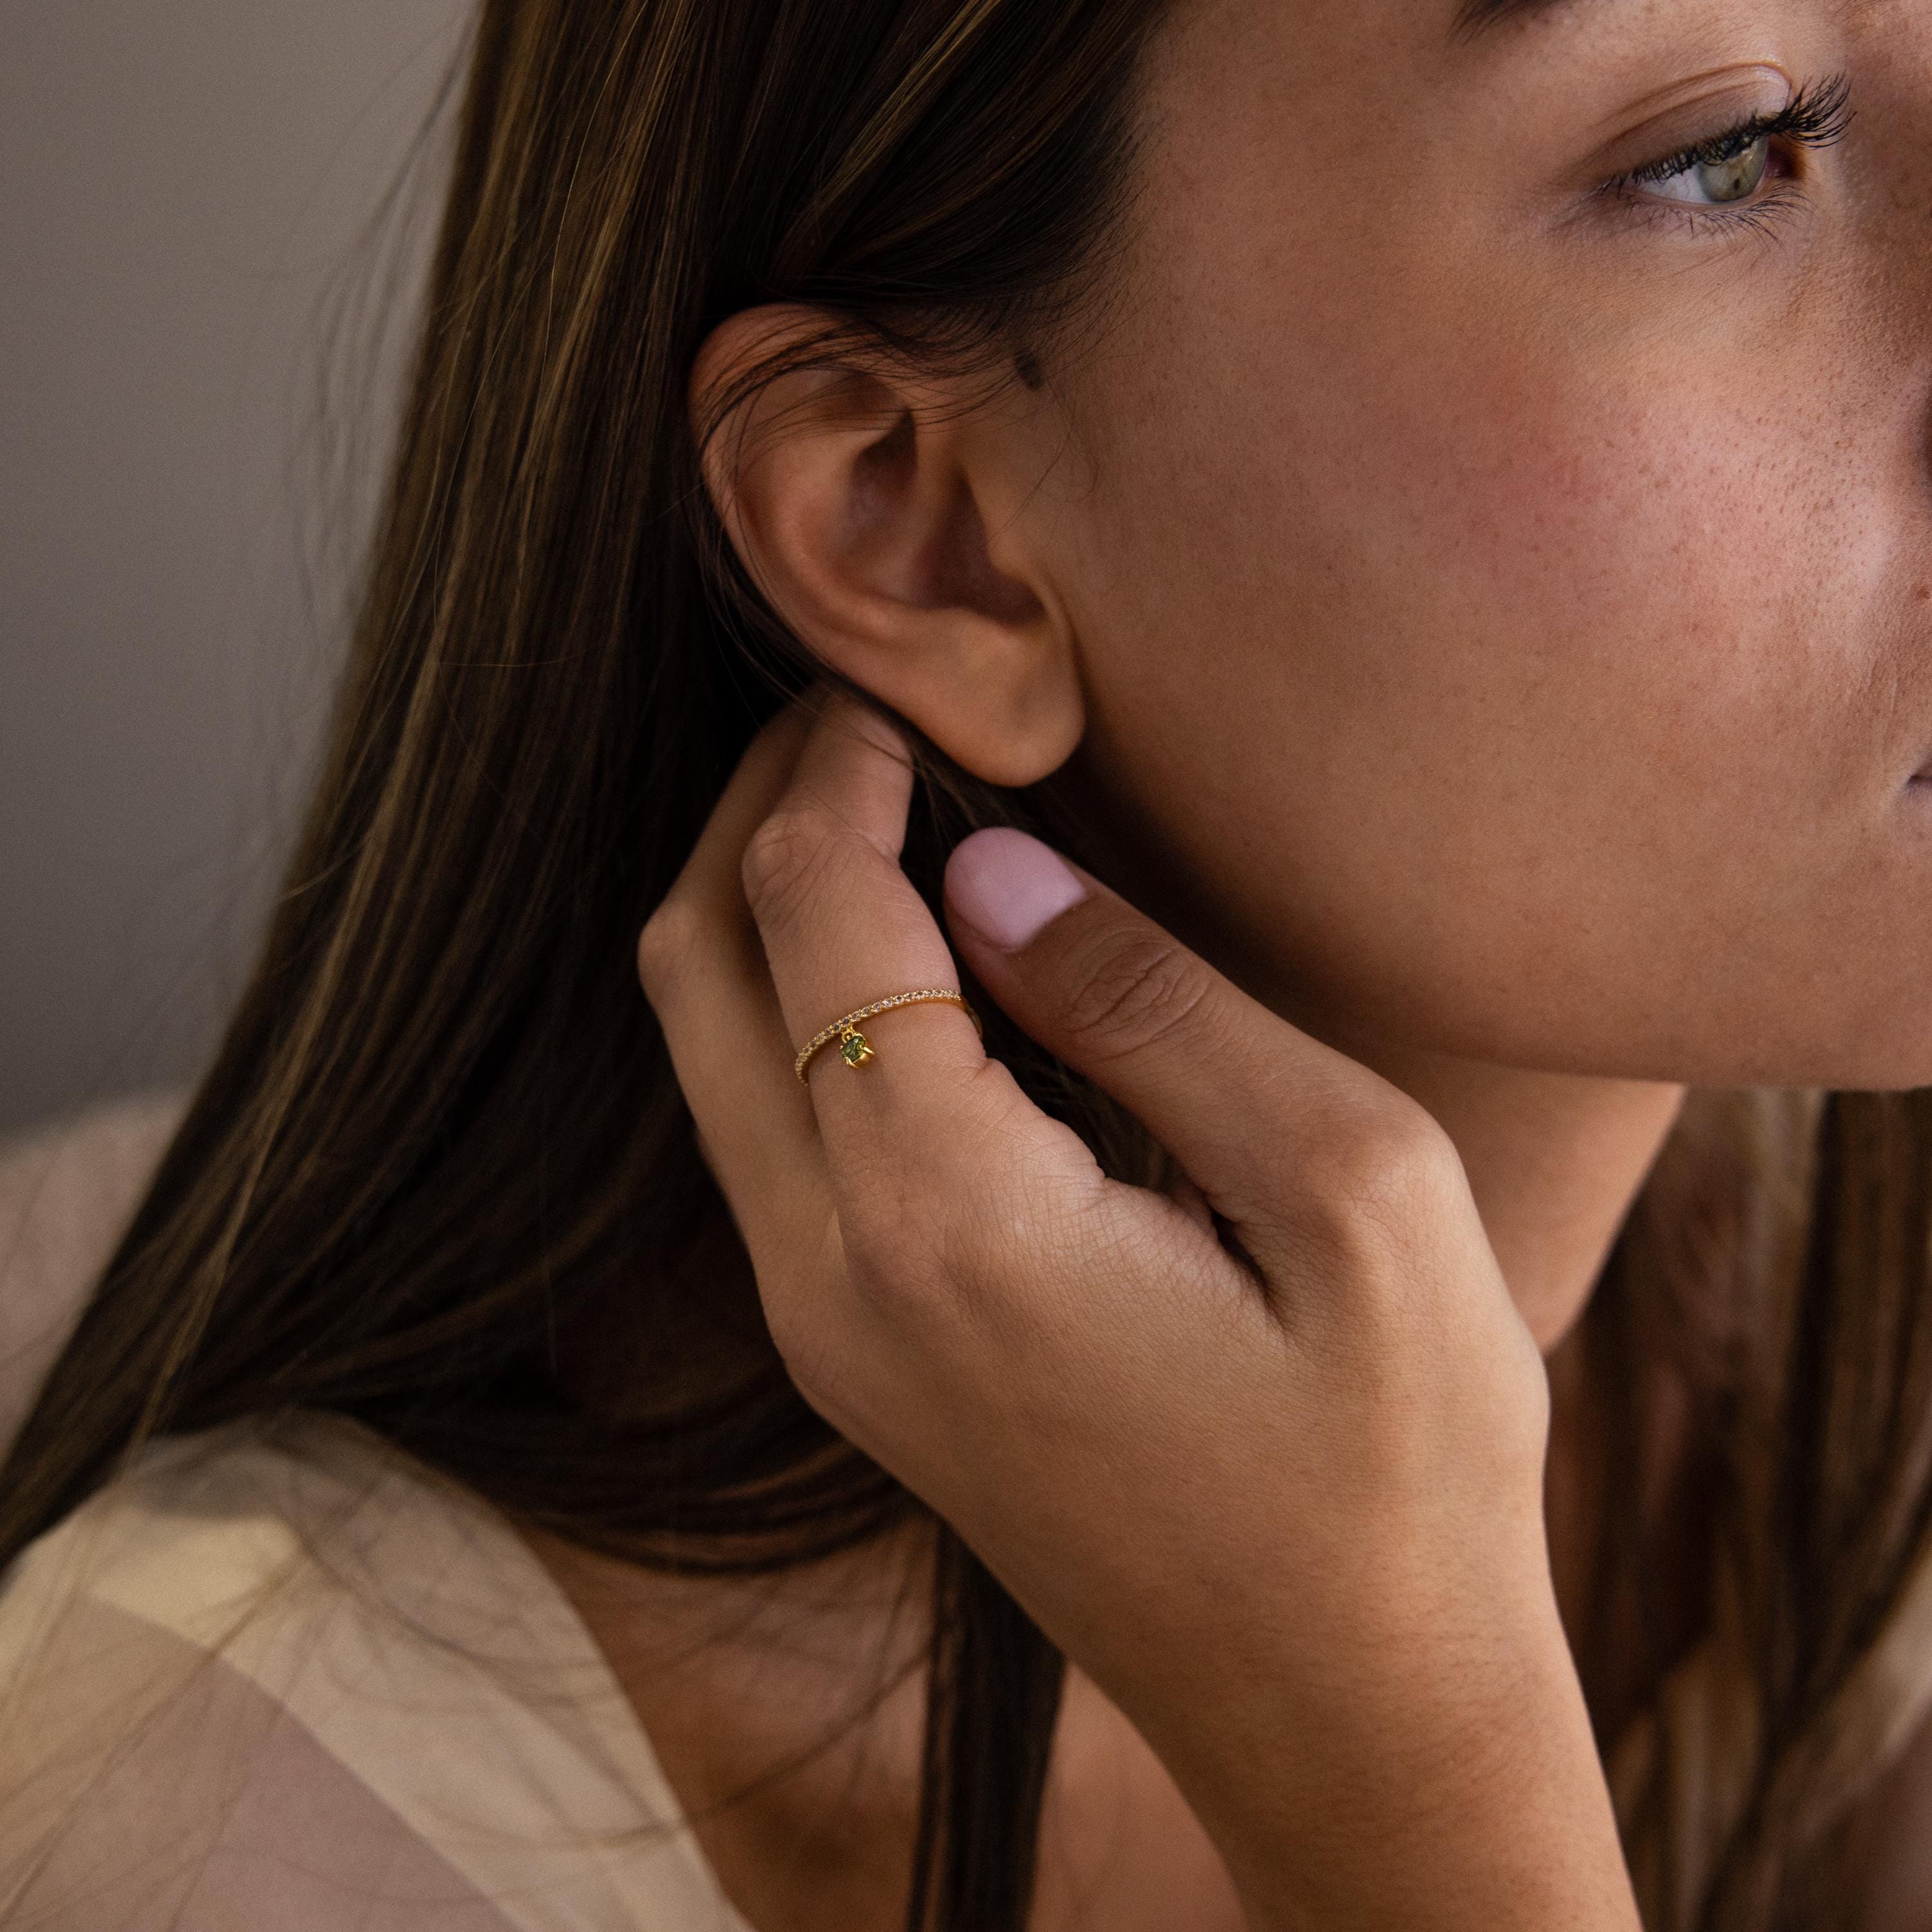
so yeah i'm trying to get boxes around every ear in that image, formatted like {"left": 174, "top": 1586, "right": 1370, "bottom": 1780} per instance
{"left": 688, "top": 304, "right": 1084, "bottom": 788}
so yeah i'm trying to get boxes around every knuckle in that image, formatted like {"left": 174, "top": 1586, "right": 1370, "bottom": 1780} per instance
{"left": 634, "top": 895, "right": 707, "bottom": 1002}
{"left": 740, "top": 800, "right": 844, "bottom": 927}
{"left": 907, "top": 1070, "right": 1063, "bottom": 1285}
{"left": 1059, "top": 931, "right": 1214, "bottom": 1066}
{"left": 842, "top": 1138, "right": 1023, "bottom": 1322}
{"left": 926, "top": 1160, "right": 1030, "bottom": 1300}
{"left": 1278, "top": 1103, "right": 1468, "bottom": 1295}
{"left": 838, "top": 1193, "right": 920, "bottom": 1293}
{"left": 1300, "top": 1101, "right": 1459, "bottom": 1218}
{"left": 842, "top": 1231, "right": 953, "bottom": 1346}
{"left": 930, "top": 1130, "right": 1119, "bottom": 1323}
{"left": 835, "top": 1152, "right": 947, "bottom": 1298}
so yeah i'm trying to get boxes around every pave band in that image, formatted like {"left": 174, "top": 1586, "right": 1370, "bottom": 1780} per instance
{"left": 793, "top": 989, "right": 983, "bottom": 1082}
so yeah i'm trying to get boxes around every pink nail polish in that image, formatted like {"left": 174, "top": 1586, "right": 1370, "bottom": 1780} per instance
{"left": 946, "top": 828, "right": 1088, "bottom": 951}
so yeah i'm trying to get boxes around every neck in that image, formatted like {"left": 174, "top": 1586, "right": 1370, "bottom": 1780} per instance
{"left": 1045, "top": 754, "right": 1688, "bottom": 1357}
{"left": 1046, "top": 770, "right": 1698, "bottom": 1743}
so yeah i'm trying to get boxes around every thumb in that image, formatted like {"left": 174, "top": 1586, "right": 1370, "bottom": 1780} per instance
{"left": 942, "top": 827, "right": 1448, "bottom": 1240}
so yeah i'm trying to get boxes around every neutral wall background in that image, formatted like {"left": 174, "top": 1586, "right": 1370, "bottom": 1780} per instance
{"left": 1, "top": 0, "right": 469, "bottom": 1139}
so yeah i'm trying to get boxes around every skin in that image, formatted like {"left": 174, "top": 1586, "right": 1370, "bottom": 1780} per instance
{"left": 529, "top": 0, "right": 1932, "bottom": 1925}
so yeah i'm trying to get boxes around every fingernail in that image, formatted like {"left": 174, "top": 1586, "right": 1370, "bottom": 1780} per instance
{"left": 946, "top": 828, "right": 1088, "bottom": 951}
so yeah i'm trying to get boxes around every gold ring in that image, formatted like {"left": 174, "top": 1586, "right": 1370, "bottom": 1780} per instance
{"left": 794, "top": 989, "right": 983, "bottom": 1082}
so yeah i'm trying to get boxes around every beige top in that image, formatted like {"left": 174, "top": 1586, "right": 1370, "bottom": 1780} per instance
{"left": 0, "top": 1411, "right": 759, "bottom": 1931}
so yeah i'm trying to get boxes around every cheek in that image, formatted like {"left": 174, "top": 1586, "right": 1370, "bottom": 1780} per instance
{"left": 1066, "top": 336, "right": 1923, "bottom": 1082}
{"left": 1342, "top": 360, "right": 1877, "bottom": 819}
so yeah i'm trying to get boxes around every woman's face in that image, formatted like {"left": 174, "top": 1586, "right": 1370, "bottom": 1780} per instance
{"left": 1034, "top": 0, "right": 1932, "bottom": 1090}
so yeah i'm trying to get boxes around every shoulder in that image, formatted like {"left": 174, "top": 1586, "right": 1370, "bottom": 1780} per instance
{"left": 0, "top": 1419, "right": 533, "bottom": 1929}
{"left": 0, "top": 1088, "right": 188, "bottom": 1457}
{"left": 0, "top": 1416, "right": 751, "bottom": 1932}
{"left": 0, "top": 1583, "right": 524, "bottom": 1931}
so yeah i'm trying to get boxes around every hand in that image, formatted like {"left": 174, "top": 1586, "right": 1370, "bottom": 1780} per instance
{"left": 638, "top": 689, "right": 1638, "bottom": 1931}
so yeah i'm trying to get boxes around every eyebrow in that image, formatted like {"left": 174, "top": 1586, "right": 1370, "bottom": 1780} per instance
{"left": 1448, "top": 0, "right": 1591, "bottom": 43}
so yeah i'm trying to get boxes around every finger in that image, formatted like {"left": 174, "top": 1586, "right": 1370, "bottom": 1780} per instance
{"left": 639, "top": 699, "right": 836, "bottom": 1276}
{"left": 942, "top": 827, "right": 1451, "bottom": 1244}
{"left": 739, "top": 690, "right": 993, "bottom": 1146}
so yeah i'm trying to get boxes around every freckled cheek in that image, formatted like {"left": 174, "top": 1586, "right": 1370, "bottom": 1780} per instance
{"left": 1410, "top": 399, "right": 1813, "bottom": 788}
{"left": 1437, "top": 402, "right": 1732, "bottom": 622}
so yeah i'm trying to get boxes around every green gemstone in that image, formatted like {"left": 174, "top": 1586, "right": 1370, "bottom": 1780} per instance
{"left": 839, "top": 1030, "right": 874, "bottom": 1068}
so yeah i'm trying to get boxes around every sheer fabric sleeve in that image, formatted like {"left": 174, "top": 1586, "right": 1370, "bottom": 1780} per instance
{"left": 0, "top": 1591, "right": 524, "bottom": 1931}
{"left": 0, "top": 1418, "right": 757, "bottom": 1932}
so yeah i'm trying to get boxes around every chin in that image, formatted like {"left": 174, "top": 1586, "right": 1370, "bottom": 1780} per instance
{"left": 1676, "top": 1023, "right": 1932, "bottom": 1096}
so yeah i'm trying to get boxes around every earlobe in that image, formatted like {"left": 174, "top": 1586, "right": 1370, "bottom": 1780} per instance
{"left": 688, "top": 304, "right": 1086, "bottom": 790}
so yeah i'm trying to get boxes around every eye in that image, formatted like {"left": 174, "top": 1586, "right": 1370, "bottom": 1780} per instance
{"left": 1647, "top": 133, "right": 1776, "bottom": 207}
{"left": 1600, "top": 73, "right": 1855, "bottom": 232}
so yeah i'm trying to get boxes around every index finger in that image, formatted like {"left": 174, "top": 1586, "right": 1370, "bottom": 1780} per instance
{"left": 739, "top": 690, "right": 991, "bottom": 1141}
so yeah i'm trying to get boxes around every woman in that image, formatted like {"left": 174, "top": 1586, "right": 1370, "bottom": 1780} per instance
{"left": 5, "top": 0, "right": 1932, "bottom": 1924}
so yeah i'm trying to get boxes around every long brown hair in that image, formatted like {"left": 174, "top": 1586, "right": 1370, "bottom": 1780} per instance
{"left": 7, "top": 5, "right": 1932, "bottom": 1929}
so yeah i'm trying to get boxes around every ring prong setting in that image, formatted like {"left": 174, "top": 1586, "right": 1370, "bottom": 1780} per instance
{"left": 794, "top": 990, "right": 981, "bottom": 1081}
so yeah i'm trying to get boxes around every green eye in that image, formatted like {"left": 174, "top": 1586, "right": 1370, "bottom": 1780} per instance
{"left": 1653, "top": 135, "right": 1773, "bottom": 207}
{"left": 1604, "top": 75, "right": 1852, "bottom": 234}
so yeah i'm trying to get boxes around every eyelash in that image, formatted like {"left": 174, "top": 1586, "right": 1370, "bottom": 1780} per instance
{"left": 1599, "top": 70, "right": 1855, "bottom": 239}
